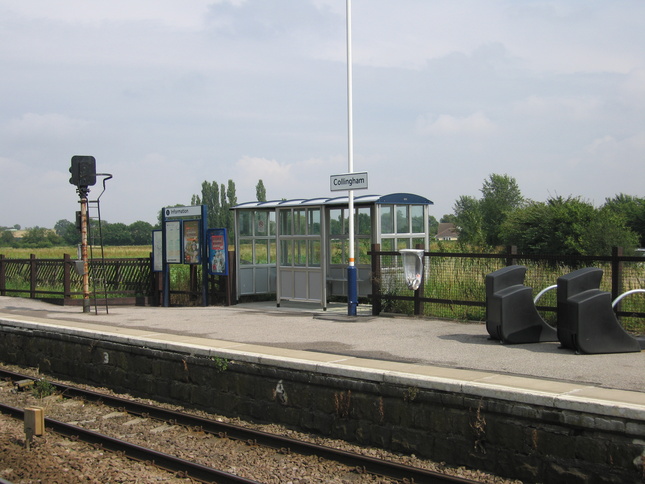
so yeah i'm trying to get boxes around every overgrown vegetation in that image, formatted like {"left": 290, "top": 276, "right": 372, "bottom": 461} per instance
{"left": 451, "top": 173, "right": 644, "bottom": 257}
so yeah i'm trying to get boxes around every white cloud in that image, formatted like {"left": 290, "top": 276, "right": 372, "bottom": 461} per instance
{"left": 1, "top": 0, "right": 644, "bottom": 227}
{"left": 415, "top": 112, "right": 497, "bottom": 137}
{"left": 513, "top": 95, "right": 602, "bottom": 121}
{"left": 6, "top": 113, "right": 90, "bottom": 140}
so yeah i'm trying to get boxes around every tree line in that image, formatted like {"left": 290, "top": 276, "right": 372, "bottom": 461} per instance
{"left": 448, "top": 173, "right": 645, "bottom": 256}
{"left": 4, "top": 173, "right": 642, "bottom": 257}
{"left": 0, "top": 179, "right": 268, "bottom": 248}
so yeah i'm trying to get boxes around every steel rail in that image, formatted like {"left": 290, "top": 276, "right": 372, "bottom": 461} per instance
{"left": 0, "top": 368, "right": 482, "bottom": 484}
{"left": 0, "top": 402, "right": 260, "bottom": 484}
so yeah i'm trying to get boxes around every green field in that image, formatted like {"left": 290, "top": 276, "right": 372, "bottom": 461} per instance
{"left": 0, "top": 246, "right": 152, "bottom": 259}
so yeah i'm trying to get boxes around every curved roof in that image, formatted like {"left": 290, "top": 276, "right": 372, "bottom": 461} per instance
{"left": 232, "top": 193, "right": 433, "bottom": 210}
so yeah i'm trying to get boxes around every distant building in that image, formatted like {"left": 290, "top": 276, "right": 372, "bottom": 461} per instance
{"left": 435, "top": 223, "right": 459, "bottom": 241}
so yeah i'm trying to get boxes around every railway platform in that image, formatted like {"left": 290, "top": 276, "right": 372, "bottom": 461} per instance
{"left": 0, "top": 295, "right": 643, "bottom": 399}
{"left": 1, "top": 295, "right": 645, "bottom": 483}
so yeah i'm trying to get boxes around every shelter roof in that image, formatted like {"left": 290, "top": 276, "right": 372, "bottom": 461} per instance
{"left": 232, "top": 193, "right": 433, "bottom": 210}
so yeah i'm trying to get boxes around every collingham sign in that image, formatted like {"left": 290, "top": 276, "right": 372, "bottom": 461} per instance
{"left": 330, "top": 172, "right": 368, "bottom": 192}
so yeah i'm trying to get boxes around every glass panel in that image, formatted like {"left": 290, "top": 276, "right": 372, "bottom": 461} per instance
{"left": 412, "top": 237, "right": 425, "bottom": 249}
{"left": 294, "top": 209, "right": 306, "bottom": 235}
{"left": 269, "top": 240, "right": 276, "bottom": 264}
{"left": 357, "top": 238, "right": 371, "bottom": 264}
{"left": 357, "top": 207, "right": 371, "bottom": 235}
{"left": 309, "top": 240, "right": 321, "bottom": 267}
{"left": 255, "top": 240, "right": 268, "bottom": 264}
{"left": 255, "top": 211, "right": 268, "bottom": 236}
{"left": 295, "top": 240, "right": 307, "bottom": 266}
{"left": 411, "top": 205, "right": 424, "bottom": 233}
{"left": 268, "top": 212, "right": 276, "bottom": 236}
{"left": 280, "top": 210, "right": 292, "bottom": 235}
{"left": 330, "top": 238, "right": 345, "bottom": 264}
{"left": 381, "top": 238, "right": 394, "bottom": 251}
{"left": 396, "top": 205, "right": 409, "bottom": 233}
{"left": 239, "top": 212, "right": 252, "bottom": 236}
{"left": 380, "top": 206, "right": 394, "bottom": 234}
{"left": 329, "top": 208, "right": 343, "bottom": 235}
{"left": 397, "top": 238, "right": 410, "bottom": 250}
{"left": 239, "top": 239, "right": 253, "bottom": 265}
{"left": 308, "top": 209, "right": 321, "bottom": 235}
{"left": 280, "top": 240, "right": 293, "bottom": 266}
{"left": 342, "top": 209, "right": 349, "bottom": 235}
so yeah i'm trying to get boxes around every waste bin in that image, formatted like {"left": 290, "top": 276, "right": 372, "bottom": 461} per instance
{"left": 399, "top": 249, "right": 425, "bottom": 290}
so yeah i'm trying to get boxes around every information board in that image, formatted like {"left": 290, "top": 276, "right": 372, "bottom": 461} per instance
{"left": 165, "top": 220, "right": 181, "bottom": 263}
{"left": 152, "top": 230, "right": 163, "bottom": 271}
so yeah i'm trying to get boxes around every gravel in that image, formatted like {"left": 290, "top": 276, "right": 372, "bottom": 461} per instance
{"left": 0, "top": 364, "right": 522, "bottom": 483}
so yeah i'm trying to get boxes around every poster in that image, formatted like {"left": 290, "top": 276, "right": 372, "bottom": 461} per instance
{"left": 165, "top": 221, "right": 181, "bottom": 264}
{"left": 183, "top": 220, "right": 201, "bottom": 264}
{"left": 152, "top": 230, "right": 163, "bottom": 271}
{"left": 208, "top": 228, "right": 228, "bottom": 275}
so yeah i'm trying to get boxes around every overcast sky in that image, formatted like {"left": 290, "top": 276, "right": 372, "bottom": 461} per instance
{"left": 1, "top": 0, "right": 644, "bottom": 229}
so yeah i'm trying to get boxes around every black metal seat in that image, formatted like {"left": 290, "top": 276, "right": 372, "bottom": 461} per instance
{"left": 485, "top": 265, "right": 558, "bottom": 344}
{"left": 557, "top": 267, "right": 641, "bottom": 354}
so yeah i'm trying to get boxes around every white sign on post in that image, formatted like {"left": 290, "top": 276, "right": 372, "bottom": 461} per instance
{"left": 330, "top": 172, "right": 368, "bottom": 192}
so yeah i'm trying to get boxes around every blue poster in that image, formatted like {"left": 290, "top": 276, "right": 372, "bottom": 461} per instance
{"left": 208, "top": 228, "right": 228, "bottom": 275}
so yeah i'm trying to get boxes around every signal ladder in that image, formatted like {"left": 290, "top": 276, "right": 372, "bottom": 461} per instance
{"left": 86, "top": 174, "right": 113, "bottom": 314}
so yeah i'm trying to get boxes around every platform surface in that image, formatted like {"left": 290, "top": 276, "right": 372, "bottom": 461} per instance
{"left": 1, "top": 296, "right": 644, "bottom": 415}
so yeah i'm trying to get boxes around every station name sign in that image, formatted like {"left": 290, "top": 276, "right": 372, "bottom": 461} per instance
{"left": 330, "top": 172, "right": 369, "bottom": 192}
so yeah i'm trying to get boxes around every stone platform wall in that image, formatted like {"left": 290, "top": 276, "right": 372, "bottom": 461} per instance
{"left": 1, "top": 321, "right": 643, "bottom": 483}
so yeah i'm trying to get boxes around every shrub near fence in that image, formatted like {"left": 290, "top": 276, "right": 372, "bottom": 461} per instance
{"left": 0, "top": 254, "right": 152, "bottom": 305}
{"left": 370, "top": 245, "right": 645, "bottom": 334}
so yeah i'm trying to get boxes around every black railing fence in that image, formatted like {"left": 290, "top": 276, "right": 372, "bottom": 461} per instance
{"left": 2, "top": 248, "right": 644, "bottom": 330}
{"left": 370, "top": 245, "right": 645, "bottom": 332}
{"left": 0, "top": 254, "right": 152, "bottom": 304}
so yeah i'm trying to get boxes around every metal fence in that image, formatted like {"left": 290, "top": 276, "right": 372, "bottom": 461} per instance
{"left": 370, "top": 245, "right": 645, "bottom": 332}
{"left": 0, "top": 254, "right": 152, "bottom": 304}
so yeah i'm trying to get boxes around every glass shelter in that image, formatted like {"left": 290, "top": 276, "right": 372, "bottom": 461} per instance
{"left": 232, "top": 193, "right": 433, "bottom": 309}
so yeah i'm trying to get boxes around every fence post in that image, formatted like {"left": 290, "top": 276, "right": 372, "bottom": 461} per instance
{"left": 0, "top": 254, "right": 5, "bottom": 296}
{"left": 413, "top": 243, "right": 425, "bottom": 316}
{"left": 505, "top": 246, "right": 518, "bottom": 266}
{"left": 611, "top": 246, "right": 623, "bottom": 308}
{"left": 29, "top": 254, "right": 37, "bottom": 299}
{"left": 63, "top": 254, "right": 71, "bottom": 301}
{"left": 370, "top": 243, "right": 381, "bottom": 316}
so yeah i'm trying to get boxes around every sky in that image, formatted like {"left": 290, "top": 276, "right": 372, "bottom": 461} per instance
{"left": 1, "top": 0, "right": 644, "bottom": 229}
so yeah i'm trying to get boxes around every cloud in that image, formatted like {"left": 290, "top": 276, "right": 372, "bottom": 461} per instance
{"left": 5, "top": 113, "right": 91, "bottom": 140}
{"left": 415, "top": 112, "right": 497, "bottom": 137}
{"left": 514, "top": 95, "right": 602, "bottom": 121}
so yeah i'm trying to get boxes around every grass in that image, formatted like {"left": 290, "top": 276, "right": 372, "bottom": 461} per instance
{"left": 0, "top": 246, "right": 152, "bottom": 259}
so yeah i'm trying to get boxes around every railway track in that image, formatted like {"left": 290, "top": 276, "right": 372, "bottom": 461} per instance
{"left": 0, "top": 368, "right": 484, "bottom": 483}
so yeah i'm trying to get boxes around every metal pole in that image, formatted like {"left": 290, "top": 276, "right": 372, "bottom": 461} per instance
{"left": 79, "top": 187, "right": 91, "bottom": 313}
{"left": 346, "top": 0, "right": 358, "bottom": 316}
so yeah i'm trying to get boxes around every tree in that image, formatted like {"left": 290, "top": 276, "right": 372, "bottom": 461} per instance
{"left": 0, "top": 230, "right": 15, "bottom": 247}
{"left": 20, "top": 226, "right": 61, "bottom": 248}
{"left": 479, "top": 173, "right": 524, "bottom": 246}
{"left": 453, "top": 195, "right": 485, "bottom": 247}
{"left": 129, "top": 220, "right": 154, "bottom": 245}
{"left": 101, "top": 222, "right": 133, "bottom": 246}
{"left": 428, "top": 215, "right": 439, "bottom": 236}
{"left": 255, "top": 179, "right": 267, "bottom": 202}
{"left": 500, "top": 196, "right": 638, "bottom": 256}
{"left": 226, "top": 179, "right": 237, "bottom": 233}
{"left": 452, "top": 173, "right": 523, "bottom": 247}
{"left": 603, "top": 194, "right": 645, "bottom": 246}
{"left": 440, "top": 214, "right": 457, "bottom": 224}
{"left": 54, "top": 219, "right": 80, "bottom": 245}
